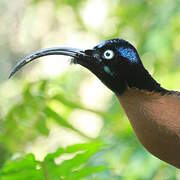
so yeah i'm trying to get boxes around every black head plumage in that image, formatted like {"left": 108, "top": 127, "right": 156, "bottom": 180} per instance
{"left": 10, "top": 38, "right": 168, "bottom": 95}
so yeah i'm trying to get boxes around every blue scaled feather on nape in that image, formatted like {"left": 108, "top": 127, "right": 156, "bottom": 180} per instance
{"left": 117, "top": 47, "right": 138, "bottom": 63}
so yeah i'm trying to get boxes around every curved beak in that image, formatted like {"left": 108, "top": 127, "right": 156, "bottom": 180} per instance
{"left": 9, "top": 47, "right": 87, "bottom": 78}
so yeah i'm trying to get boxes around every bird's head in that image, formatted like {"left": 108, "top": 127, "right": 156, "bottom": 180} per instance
{"left": 10, "top": 38, "right": 162, "bottom": 95}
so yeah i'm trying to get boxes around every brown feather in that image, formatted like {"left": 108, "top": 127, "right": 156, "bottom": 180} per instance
{"left": 118, "top": 88, "right": 180, "bottom": 168}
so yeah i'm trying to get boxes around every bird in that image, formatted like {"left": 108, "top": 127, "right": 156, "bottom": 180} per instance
{"left": 9, "top": 38, "right": 180, "bottom": 168}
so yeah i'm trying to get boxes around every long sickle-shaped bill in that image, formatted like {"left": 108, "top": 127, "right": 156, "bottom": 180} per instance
{"left": 9, "top": 47, "right": 85, "bottom": 78}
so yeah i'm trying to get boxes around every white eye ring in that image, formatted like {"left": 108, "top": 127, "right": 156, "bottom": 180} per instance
{"left": 104, "top": 50, "right": 114, "bottom": 60}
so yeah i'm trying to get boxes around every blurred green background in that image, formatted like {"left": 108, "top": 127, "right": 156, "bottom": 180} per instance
{"left": 0, "top": 0, "right": 180, "bottom": 179}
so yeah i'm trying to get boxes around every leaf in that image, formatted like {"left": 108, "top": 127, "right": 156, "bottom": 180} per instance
{"left": 44, "top": 106, "right": 74, "bottom": 129}
{"left": 0, "top": 154, "right": 43, "bottom": 180}
{"left": 66, "top": 165, "right": 107, "bottom": 180}
{"left": 65, "top": 141, "right": 103, "bottom": 154}
{"left": 0, "top": 142, "right": 105, "bottom": 180}
{"left": 44, "top": 106, "right": 90, "bottom": 139}
{"left": 45, "top": 141, "right": 104, "bottom": 177}
{"left": 36, "top": 113, "right": 49, "bottom": 136}
{"left": 45, "top": 147, "right": 64, "bottom": 161}
{"left": 52, "top": 94, "right": 105, "bottom": 116}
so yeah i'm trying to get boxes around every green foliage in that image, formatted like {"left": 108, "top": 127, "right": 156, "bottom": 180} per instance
{"left": 0, "top": 0, "right": 180, "bottom": 179}
{"left": 0, "top": 142, "right": 106, "bottom": 180}
{"left": 0, "top": 78, "right": 97, "bottom": 152}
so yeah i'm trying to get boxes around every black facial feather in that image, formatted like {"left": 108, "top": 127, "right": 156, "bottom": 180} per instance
{"left": 80, "top": 38, "right": 169, "bottom": 95}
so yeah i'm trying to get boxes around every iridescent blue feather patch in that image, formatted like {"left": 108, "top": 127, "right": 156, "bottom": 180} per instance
{"left": 117, "top": 47, "right": 139, "bottom": 63}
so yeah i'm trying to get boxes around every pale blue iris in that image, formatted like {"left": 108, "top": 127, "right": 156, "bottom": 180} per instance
{"left": 118, "top": 47, "right": 138, "bottom": 63}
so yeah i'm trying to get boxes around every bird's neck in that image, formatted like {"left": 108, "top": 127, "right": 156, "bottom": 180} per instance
{"left": 122, "top": 65, "right": 168, "bottom": 95}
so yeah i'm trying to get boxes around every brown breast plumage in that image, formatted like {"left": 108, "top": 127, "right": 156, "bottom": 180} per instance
{"left": 118, "top": 88, "right": 180, "bottom": 168}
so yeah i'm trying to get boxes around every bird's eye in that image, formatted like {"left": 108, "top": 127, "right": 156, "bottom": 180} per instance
{"left": 103, "top": 50, "right": 114, "bottom": 60}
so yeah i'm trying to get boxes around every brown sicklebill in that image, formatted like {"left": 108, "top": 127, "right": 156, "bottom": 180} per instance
{"left": 9, "top": 39, "right": 180, "bottom": 168}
